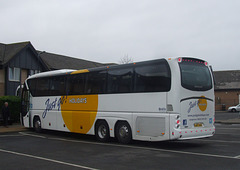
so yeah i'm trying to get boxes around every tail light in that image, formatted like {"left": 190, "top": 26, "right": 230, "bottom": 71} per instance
{"left": 175, "top": 115, "right": 180, "bottom": 128}
{"left": 178, "top": 58, "right": 182, "bottom": 63}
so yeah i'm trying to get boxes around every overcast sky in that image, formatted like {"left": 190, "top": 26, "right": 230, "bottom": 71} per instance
{"left": 1, "top": 0, "right": 240, "bottom": 71}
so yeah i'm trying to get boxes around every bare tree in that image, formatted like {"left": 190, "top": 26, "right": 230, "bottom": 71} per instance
{"left": 119, "top": 54, "right": 133, "bottom": 64}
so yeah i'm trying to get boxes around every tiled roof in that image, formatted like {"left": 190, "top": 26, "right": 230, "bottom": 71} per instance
{"left": 214, "top": 70, "right": 240, "bottom": 90}
{"left": 0, "top": 42, "right": 30, "bottom": 65}
{"left": 38, "top": 51, "right": 104, "bottom": 70}
{"left": 0, "top": 43, "right": 5, "bottom": 62}
{"left": 0, "top": 41, "right": 107, "bottom": 70}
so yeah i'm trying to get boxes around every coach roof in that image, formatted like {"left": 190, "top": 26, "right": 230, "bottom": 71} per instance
{"left": 27, "top": 69, "right": 76, "bottom": 79}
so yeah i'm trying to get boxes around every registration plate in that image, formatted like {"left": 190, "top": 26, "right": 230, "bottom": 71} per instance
{"left": 194, "top": 122, "right": 203, "bottom": 127}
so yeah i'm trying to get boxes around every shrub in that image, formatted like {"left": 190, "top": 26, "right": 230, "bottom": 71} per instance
{"left": 0, "top": 96, "right": 21, "bottom": 123}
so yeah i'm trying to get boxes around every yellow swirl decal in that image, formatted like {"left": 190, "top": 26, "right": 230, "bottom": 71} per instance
{"left": 60, "top": 95, "right": 98, "bottom": 134}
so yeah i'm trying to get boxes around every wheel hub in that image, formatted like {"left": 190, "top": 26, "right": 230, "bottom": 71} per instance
{"left": 35, "top": 120, "right": 41, "bottom": 129}
{"left": 119, "top": 125, "right": 128, "bottom": 138}
{"left": 98, "top": 125, "right": 107, "bottom": 139}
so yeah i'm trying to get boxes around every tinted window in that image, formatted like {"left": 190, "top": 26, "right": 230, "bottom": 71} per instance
{"left": 35, "top": 78, "right": 50, "bottom": 96}
{"left": 108, "top": 68, "right": 133, "bottom": 93}
{"left": 67, "top": 74, "right": 86, "bottom": 95}
{"left": 134, "top": 62, "right": 171, "bottom": 92}
{"left": 27, "top": 60, "right": 172, "bottom": 96}
{"left": 50, "top": 76, "right": 66, "bottom": 96}
{"left": 28, "top": 77, "right": 66, "bottom": 96}
{"left": 86, "top": 71, "right": 107, "bottom": 94}
{"left": 27, "top": 79, "right": 37, "bottom": 96}
{"left": 179, "top": 59, "right": 212, "bottom": 91}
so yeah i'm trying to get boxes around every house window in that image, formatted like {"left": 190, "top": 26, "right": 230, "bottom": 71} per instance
{"left": 9, "top": 67, "right": 20, "bottom": 81}
{"left": 29, "top": 70, "right": 40, "bottom": 76}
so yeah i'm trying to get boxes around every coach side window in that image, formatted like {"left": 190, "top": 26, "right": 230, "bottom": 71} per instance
{"left": 50, "top": 76, "right": 66, "bottom": 96}
{"left": 134, "top": 62, "right": 171, "bottom": 92}
{"left": 67, "top": 74, "right": 86, "bottom": 95}
{"left": 107, "top": 68, "right": 133, "bottom": 93}
{"left": 86, "top": 71, "right": 107, "bottom": 94}
{"left": 35, "top": 78, "right": 50, "bottom": 96}
{"left": 27, "top": 79, "right": 37, "bottom": 96}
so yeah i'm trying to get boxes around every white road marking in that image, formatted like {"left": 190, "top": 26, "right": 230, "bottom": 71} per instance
{"left": 0, "top": 148, "right": 98, "bottom": 170}
{"left": 234, "top": 155, "right": 240, "bottom": 158}
{"left": 49, "top": 138, "right": 240, "bottom": 160}
{"left": 19, "top": 132, "right": 240, "bottom": 160}
{"left": 19, "top": 132, "right": 46, "bottom": 138}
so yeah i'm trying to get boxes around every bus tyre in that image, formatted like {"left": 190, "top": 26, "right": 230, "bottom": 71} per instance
{"left": 33, "top": 117, "right": 42, "bottom": 133}
{"left": 95, "top": 120, "right": 110, "bottom": 142}
{"left": 116, "top": 121, "right": 132, "bottom": 144}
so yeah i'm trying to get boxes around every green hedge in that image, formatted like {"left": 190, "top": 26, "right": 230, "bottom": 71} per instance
{"left": 0, "top": 96, "right": 21, "bottom": 123}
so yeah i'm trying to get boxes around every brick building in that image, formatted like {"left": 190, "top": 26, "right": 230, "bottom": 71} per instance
{"left": 214, "top": 70, "right": 240, "bottom": 111}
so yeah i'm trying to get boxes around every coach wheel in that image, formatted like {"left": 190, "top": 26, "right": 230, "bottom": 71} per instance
{"left": 95, "top": 120, "right": 110, "bottom": 142}
{"left": 116, "top": 121, "right": 132, "bottom": 144}
{"left": 33, "top": 117, "right": 42, "bottom": 133}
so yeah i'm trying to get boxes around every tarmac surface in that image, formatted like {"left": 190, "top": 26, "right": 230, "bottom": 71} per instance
{"left": 215, "top": 111, "right": 240, "bottom": 124}
{"left": 0, "top": 124, "right": 27, "bottom": 133}
{"left": 0, "top": 112, "right": 239, "bottom": 170}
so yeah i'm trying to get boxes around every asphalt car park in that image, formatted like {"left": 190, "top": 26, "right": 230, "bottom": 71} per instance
{"left": 0, "top": 115, "right": 240, "bottom": 170}
{"left": 215, "top": 111, "right": 240, "bottom": 120}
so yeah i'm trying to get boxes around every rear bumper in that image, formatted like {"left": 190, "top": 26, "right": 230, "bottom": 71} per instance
{"left": 178, "top": 134, "right": 213, "bottom": 140}
{"left": 174, "top": 127, "right": 215, "bottom": 140}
